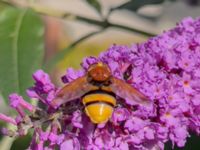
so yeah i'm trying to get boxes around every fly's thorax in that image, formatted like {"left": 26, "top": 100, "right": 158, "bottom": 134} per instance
{"left": 82, "top": 91, "right": 116, "bottom": 124}
{"left": 87, "top": 62, "right": 112, "bottom": 82}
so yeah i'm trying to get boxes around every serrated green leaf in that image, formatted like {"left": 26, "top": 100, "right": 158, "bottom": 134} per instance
{"left": 0, "top": 7, "right": 44, "bottom": 103}
{"left": 113, "top": 0, "right": 165, "bottom": 12}
{"left": 86, "top": 0, "right": 102, "bottom": 14}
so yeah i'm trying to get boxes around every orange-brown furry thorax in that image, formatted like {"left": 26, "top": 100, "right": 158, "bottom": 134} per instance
{"left": 87, "top": 62, "right": 111, "bottom": 82}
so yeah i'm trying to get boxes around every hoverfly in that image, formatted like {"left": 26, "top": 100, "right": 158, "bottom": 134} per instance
{"left": 51, "top": 62, "right": 150, "bottom": 124}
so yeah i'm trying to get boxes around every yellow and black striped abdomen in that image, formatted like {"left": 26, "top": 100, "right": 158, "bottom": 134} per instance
{"left": 82, "top": 91, "right": 116, "bottom": 124}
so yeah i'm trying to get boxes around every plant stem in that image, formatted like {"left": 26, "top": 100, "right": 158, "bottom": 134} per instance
{"left": 1, "top": 0, "right": 157, "bottom": 71}
{"left": 0, "top": 0, "right": 156, "bottom": 37}
{"left": 43, "top": 30, "right": 104, "bottom": 72}
{"left": 108, "top": 22, "right": 155, "bottom": 37}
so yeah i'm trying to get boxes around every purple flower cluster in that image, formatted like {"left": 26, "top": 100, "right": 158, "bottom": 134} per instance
{"left": 1, "top": 17, "right": 200, "bottom": 150}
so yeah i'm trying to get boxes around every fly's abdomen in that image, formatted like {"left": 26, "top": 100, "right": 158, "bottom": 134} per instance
{"left": 82, "top": 92, "right": 116, "bottom": 124}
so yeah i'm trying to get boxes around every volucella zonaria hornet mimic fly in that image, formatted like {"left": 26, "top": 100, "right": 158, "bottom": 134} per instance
{"left": 51, "top": 62, "right": 150, "bottom": 124}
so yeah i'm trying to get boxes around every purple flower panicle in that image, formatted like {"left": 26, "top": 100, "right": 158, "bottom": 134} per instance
{"left": 1, "top": 17, "right": 200, "bottom": 149}
{"left": 26, "top": 69, "right": 57, "bottom": 104}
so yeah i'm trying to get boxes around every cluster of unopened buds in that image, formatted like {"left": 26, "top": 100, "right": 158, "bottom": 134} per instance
{"left": 0, "top": 17, "right": 200, "bottom": 150}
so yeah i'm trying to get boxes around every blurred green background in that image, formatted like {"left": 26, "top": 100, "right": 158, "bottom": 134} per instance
{"left": 0, "top": 0, "right": 200, "bottom": 149}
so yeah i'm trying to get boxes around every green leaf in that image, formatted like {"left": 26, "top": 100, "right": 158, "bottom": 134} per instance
{"left": 86, "top": 0, "right": 102, "bottom": 14}
{"left": 0, "top": 7, "right": 44, "bottom": 103}
{"left": 112, "top": 0, "right": 165, "bottom": 12}
{"left": 10, "top": 134, "right": 31, "bottom": 150}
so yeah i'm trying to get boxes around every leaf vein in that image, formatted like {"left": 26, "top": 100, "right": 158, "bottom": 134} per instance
{"left": 13, "top": 10, "right": 27, "bottom": 94}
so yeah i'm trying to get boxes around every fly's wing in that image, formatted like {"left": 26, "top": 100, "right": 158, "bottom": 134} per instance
{"left": 51, "top": 76, "right": 97, "bottom": 107}
{"left": 110, "top": 77, "right": 151, "bottom": 106}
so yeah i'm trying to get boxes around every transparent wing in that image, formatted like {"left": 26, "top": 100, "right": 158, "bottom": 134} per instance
{"left": 51, "top": 76, "right": 97, "bottom": 107}
{"left": 110, "top": 77, "right": 151, "bottom": 106}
